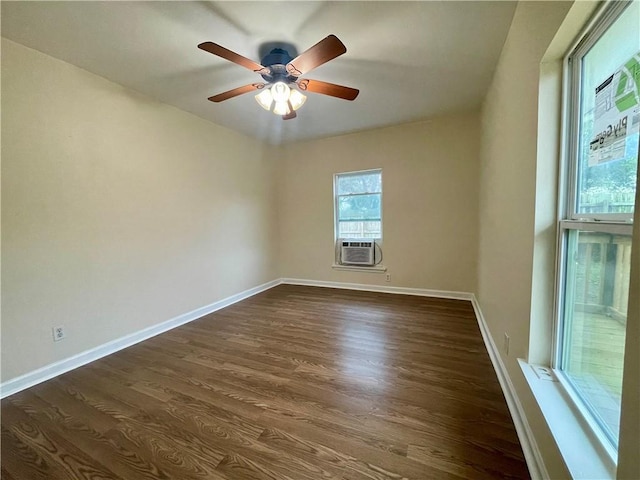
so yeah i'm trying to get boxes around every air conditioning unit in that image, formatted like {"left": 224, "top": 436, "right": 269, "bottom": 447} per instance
{"left": 340, "top": 239, "right": 375, "bottom": 266}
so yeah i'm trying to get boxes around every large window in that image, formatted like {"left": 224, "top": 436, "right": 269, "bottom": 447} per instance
{"left": 557, "top": 0, "right": 639, "bottom": 450}
{"left": 334, "top": 169, "right": 382, "bottom": 239}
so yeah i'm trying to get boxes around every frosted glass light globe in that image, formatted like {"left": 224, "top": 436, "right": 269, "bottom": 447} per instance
{"left": 271, "top": 82, "right": 291, "bottom": 102}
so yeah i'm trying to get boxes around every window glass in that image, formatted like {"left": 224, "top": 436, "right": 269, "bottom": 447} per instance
{"left": 561, "top": 230, "right": 631, "bottom": 442}
{"left": 337, "top": 171, "right": 382, "bottom": 195}
{"left": 559, "top": 0, "right": 638, "bottom": 450}
{"left": 576, "top": 1, "right": 640, "bottom": 216}
{"left": 338, "top": 194, "right": 381, "bottom": 222}
{"left": 335, "top": 170, "right": 382, "bottom": 239}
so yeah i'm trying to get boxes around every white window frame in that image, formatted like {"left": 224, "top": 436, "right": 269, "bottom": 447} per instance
{"left": 333, "top": 168, "right": 383, "bottom": 242}
{"left": 563, "top": 0, "right": 637, "bottom": 225}
{"left": 553, "top": 0, "right": 636, "bottom": 455}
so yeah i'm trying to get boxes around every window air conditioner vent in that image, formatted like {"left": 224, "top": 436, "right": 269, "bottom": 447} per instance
{"left": 340, "top": 239, "right": 375, "bottom": 266}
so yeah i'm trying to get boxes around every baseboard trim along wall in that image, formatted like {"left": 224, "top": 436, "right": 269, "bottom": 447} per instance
{"left": 470, "top": 295, "right": 547, "bottom": 480}
{"left": 0, "top": 279, "right": 282, "bottom": 399}
{"left": 281, "top": 277, "right": 474, "bottom": 301}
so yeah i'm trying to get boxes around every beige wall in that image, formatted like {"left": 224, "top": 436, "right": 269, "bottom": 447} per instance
{"left": 278, "top": 114, "right": 480, "bottom": 293}
{"left": 2, "top": 39, "right": 481, "bottom": 386}
{"left": 1, "top": 39, "right": 279, "bottom": 381}
{"left": 617, "top": 184, "right": 640, "bottom": 479}
{"left": 478, "top": 2, "right": 573, "bottom": 478}
{"left": 479, "top": 1, "right": 639, "bottom": 478}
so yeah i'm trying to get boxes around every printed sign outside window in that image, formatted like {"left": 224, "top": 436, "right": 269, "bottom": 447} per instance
{"left": 589, "top": 51, "right": 640, "bottom": 166}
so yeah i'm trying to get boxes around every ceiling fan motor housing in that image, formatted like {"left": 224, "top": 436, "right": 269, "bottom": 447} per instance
{"left": 260, "top": 48, "right": 298, "bottom": 83}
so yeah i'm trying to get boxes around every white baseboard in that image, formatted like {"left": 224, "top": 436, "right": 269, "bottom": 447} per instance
{"left": 0, "top": 279, "right": 282, "bottom": 399}
{"left": 282, "top": 277, "right": 474, "bottom": 301}
{"left": 470, "top": 295, "right": 548, "bottom": 480}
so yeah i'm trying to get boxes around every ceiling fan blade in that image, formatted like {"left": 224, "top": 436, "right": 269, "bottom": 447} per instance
{"left": 198, "top": 42, "right": 266, "bottom": 73}
{"left": 286, "top": 35, "right": 346, "bottom": 77}
{"left": 297, "top": 79, "right": 359, "bottom": 101}
{"left": 208, "top": 83, "right": 265, "bottom": 102}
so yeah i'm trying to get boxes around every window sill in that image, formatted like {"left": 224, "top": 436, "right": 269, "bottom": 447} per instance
{"left": 518, "top": 359, "right": 616, "bottom": 479}
{"left": 331, "top": 264, "right": 387, "bottom": 273}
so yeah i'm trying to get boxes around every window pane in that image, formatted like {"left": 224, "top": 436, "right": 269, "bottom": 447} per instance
{"left": 576, "top": 2, "right": 640, "bottom": 216}
{"left": 337, "top": 172, "right": 381, "bottom": 195}
{"left": 338, "top": 193, "right": 381, "bottom": 221}
{"left": 335, "top": 170, "right": 382, "bottom": 242}
{"left": 561, "top": 229, "right": 630, "bottom": 444}
{"left": 338, "top": 220, "right": 381, "bottom": 239}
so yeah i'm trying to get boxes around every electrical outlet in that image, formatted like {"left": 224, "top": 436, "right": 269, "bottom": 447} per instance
{"left": 52, "top": 325, "right": 66, "bottom": 342}
{"left": 503, "top": 333, "right": 510, "bottom": 355}
{"left": 385, "top": 273, "right": 391, "bottom": 282}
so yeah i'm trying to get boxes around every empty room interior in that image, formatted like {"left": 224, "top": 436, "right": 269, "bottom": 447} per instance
{"left": 1, "top": 1, "right": 639, "bottom": 479}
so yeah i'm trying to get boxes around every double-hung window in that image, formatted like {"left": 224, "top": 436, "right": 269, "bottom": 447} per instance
{"left": 334, "top": 169, "right": 382, "bottom": 240}
{"left": 556, "top": 0, "right": 639, "bottom": 451}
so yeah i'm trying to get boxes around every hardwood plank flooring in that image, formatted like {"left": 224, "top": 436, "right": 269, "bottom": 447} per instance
{"left": 1, "top": 285, "right": 530, "bottom": 479}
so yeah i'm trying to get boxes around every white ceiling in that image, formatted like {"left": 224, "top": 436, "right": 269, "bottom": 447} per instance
{"left": 1, "top": 1, "right": 516, "bottom": 145}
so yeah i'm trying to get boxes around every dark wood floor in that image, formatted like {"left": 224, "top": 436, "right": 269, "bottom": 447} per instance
{"left": 1, "top": 285, "right": 530, "bottom": 479}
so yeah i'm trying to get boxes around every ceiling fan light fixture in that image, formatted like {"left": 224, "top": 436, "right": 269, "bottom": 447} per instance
{"left": 255, "top": 89, "right": 273, "bottom": 110}
{"left": 200, "top": 35, "right": 359, "bottom": 120}
{"left": 273, "top": 100, "right": 290, "bottom": 116}
{"left": 271, "top": 81, "right": 291, "bottom": 103}
{"left": 289, "top": 89, "right": 307, "bottom": 111}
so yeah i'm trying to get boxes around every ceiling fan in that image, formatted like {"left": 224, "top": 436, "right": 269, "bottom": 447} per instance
{"left": 197, "top": 35, "right": 359, "bottom": 120}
